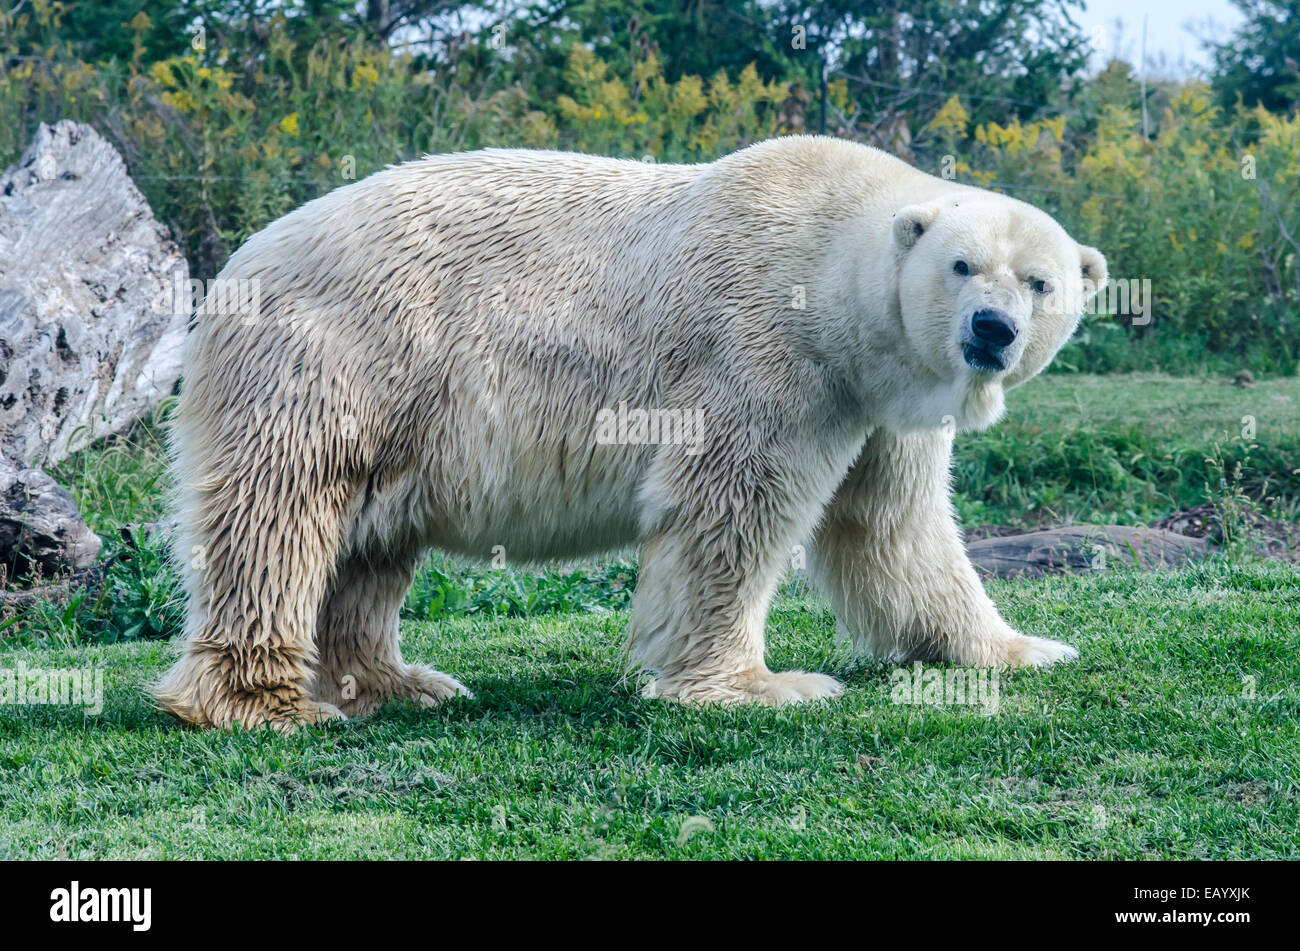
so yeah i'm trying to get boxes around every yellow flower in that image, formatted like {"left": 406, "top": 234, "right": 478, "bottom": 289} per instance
{"left": 150, "top": 60, "right": 177, "bottom": 88}
{"left": 1237, "top": 234, "right": 1254, "bottom": 250}
{"left": 926, "top": 96, "right": 970, "bottom": 139}
{"left": 279, "top": 112, "right": 299, "bottom": 136}
{"left": 351, "top": 63, "right": 380, "bottom": 89}
{"left": 160, "top": 90, "right": 197, "bottom": 113}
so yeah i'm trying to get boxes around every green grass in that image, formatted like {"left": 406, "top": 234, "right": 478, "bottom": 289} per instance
{"left": 1050, "top": 319, "right": 1300, "bottom": 378}
{"left": 953, "top": 372, "right": 1300, "bottom": 527}
{"left": 4, "top": 373, "right": 1297, "bottom": 858}
{"left": 2, "top": 560, "right": 1296, "bottom": 859}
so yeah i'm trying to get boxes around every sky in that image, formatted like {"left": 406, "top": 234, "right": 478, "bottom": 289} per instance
{"left": 1074, "top": 0, "right": 1246, "bottom": 76}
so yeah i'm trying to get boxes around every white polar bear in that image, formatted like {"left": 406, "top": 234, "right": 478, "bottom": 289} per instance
{"left": 155, "top": 136, "right": 1106, "bottom": 729}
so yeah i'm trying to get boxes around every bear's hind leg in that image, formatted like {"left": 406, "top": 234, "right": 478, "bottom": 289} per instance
{"left": 313, "top": 552, "right": 472, "bottom": 717}
{"left": 155, "top": 460, "right": 352, "bottom": 731}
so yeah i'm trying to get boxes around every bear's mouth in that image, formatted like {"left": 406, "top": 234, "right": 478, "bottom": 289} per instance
{"left": 962, "top": 342, "right": 1006, "bottom": 372}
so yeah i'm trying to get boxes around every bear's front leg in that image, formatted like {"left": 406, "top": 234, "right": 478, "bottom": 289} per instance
{"left": 811, "top": 428, "right": 1078, "bottom": 668}
{"left": 628, "top": 430, "right": 851, "bottom": 706}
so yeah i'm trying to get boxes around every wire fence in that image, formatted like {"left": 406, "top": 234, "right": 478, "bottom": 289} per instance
{"left": 828, "top": 67, "right": 1244, "bottom": 136}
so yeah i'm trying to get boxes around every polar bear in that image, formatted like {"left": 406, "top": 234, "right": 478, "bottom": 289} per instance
{"left": 155, "top": 135, "right": 1106, "bottom": 729}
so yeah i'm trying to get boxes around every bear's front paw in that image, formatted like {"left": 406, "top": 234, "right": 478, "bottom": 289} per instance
{"left": 743, "top": 669, "right": 845, "bottom": 705}
{"left": 1002, "top": 634, "right": 1078, "bottom": 668}
{"left": 645, "top": 667, "right": 844, "bottom": 707}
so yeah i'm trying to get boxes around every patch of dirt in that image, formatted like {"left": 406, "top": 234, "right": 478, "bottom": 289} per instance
{"left": 1218, "top": 780, "right": 1270, "bottom": 805}
{"left": 1152, "top": 502, "right": 1300, "bottom": 564}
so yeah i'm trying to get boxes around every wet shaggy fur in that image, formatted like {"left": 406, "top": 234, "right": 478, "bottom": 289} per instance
{"left": 156, "top": 136, "right": 1107, "bottom": 730}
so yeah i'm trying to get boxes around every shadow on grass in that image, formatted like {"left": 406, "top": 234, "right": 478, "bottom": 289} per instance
{"left": 1, "top": 650, "right": 895, "bottom": 740}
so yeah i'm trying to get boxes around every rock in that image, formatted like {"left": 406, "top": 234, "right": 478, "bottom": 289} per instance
{"left": 966, "top": 525, "right": 1211, "bottom": 580}
{"left": 0, "top": 119, "right": 188, "bottom": 468}
{"left": 0, "top": 458, "right": 102, "bottom": 578}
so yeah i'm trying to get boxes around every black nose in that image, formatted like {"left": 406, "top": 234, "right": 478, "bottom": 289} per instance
{"left": 970, "top": 309, "right": 1017, "bottom": 348}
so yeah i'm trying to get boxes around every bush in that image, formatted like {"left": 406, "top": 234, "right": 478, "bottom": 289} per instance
{"left": 4, "top": 8, "right": 1296, "bottom": 371}
{"left": 922, "top": 87, "right": 1300, "bottom": 374}
{"left": 402, "top": 555, "right": 637, "bottom": 621}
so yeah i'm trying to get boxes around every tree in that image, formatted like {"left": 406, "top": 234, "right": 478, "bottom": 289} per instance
{"left": 512, "top": 0, "right": 1092, "bottom": 135}
{"left": 1209, "top": 0, "right": 1300, "bottom": 113}
{"left": 778, "top": 0, "right": 1093, "bottom": 126}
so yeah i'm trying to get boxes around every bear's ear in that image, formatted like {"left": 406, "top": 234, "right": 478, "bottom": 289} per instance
{"left": 892, "top": 204, "right": 939, "bottom": 253}
{"left": 1078, "top": 245, "right": 1108, "bottom": 299}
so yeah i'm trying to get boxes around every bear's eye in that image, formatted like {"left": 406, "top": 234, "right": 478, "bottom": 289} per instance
{"left": 1031, "top": 279, "right": 1052, "bottom": 296}
{"left": 953, "top": 260, "right": 970, "bottom": 276}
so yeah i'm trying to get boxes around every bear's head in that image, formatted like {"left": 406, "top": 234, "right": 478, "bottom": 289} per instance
{"left": 890, "top": 193, "right": 1107, "bottom": 429}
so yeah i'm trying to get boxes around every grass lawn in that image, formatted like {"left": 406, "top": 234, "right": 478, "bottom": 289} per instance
{"left": 2, "top": 560, "right": 1297, "bottom": 860}
{"left": 952, "top": 372, "right": 1300, "bottom": 527}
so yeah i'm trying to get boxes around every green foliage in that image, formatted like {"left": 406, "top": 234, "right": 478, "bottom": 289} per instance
{"left": 3, "top": 412, "right": 184, "bottom": 646}
{"left": 787, "top": 0, "right": 1093, "bottom": 126}
{"left": 0, "top": 0, "right": 187, "bottom": 65}
{"left": 550, "top": 43, "right": 792, "bottom": 159}
{"left": 0, "top": 529, "right": 184, "bottom": 647}
{"left": 2, "top": 4, "right": 1297, "bottom": 367}
{"left": 951, "top": 373, "right": 1300, "bottom": 528}
{"left": 98, "top": 532, "right": 186, "bottom": 643}
{"left": 1209, "top": 0, "right": 1300, "bottom": 113}
{"left": 0, "top": 10, "right": 557, "bottom": 275}
{"left": 48, "top": 404, "right": 175, "bottom": 535}
{"left": 402, "top": 555, "right": 637, "bottom": 620}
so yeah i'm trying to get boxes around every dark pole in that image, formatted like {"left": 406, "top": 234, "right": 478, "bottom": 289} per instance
{"left": 818, "top": 51, "right": 827, "bottom": 135}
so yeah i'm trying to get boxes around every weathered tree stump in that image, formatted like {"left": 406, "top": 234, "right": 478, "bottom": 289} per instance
{"left": 0, "top": 119, "right": 188, "bottom": 467}
{"left": 0, "top": 120, "right": 187, "bottom": 581}
{"left": 967, "top": 525, "right": 1213, "bottom": 580}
